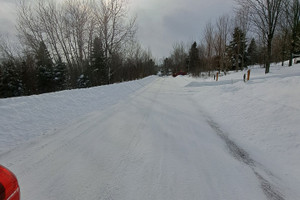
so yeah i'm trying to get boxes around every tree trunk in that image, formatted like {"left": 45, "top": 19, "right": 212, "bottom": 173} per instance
{"left": 289, "top": 41, "right": 295, "bottom": 66}
{"left": 289, "top": 52, "right": 293, "bottom": 66}
{"left": 265, "top": 38, "right": 272, "bottom": 74}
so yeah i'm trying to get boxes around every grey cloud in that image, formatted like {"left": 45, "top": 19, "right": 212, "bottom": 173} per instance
{"left": 0, "top": 18, "right": 16, "bottom": 36}
{"left": 163, "top": 8, "right": 201, "bottom": 38}
{"left": 0, "top": 0, "right": 235, "bottom": 59}
{"left": 132, "top": 0, "right": 235, "bottom": 59}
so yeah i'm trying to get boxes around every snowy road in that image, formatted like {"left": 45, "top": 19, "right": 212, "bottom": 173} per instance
{"left": 0, "top": 77, "right": 286, "bottom": 199}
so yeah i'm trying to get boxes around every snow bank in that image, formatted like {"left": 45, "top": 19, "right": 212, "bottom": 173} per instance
{"left": 184, "top": 63, "right": 300, "bottom": 199}
{"left": 0, "top": 76, "right": 157, "bottom": 154}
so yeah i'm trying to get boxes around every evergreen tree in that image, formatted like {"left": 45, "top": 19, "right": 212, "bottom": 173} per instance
{"left": 21, "top": 54, "right": 38, "bottom": 95}
{"left": 288, "top": 0, "right": 300, "bottom": 66}
{"left": 36, "top": 41, "right": 55, "bottom": 93}
{"left": 293, "top": 23, "right": 300, "bottom": 54}
{"left": 77, "top": 74, "right": 91, "bottom": 88}
{"left": 145, "top": 59, "right": 157, "bottom": 76}
{"left": 188, "top": 42, "right": 201, "bottom": 76}
{"left": 54, "top": 57, "right": 67, "bottom": 91}
{"left": 90, "top": 37, "right": 107, "bottom": 86}
{"left": 227, "top": 27, "right": 247, "bottom": 71}
{"left": 162, "top": 58, "right": 172, "bottom": 76}
{"left": 247, "top": 38, "right": 258, "bottom": 66}
{"left": 0, "top": 60, "right": 23, "bottom": 98}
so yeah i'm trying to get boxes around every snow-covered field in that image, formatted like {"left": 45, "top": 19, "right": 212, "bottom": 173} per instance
{"left": 0, "top": 63, "right": 299, "bottom": 199}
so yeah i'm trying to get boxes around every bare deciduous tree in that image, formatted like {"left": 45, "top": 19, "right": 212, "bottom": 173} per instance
{"left": 214, "top": 15, "right": 231, "bottom": 72}
{"left": 203, "top": 22, "right": 215, "bottom": 73}
{"left": 93, "top": 0, "right": 137, "bottom": 82}
{"left": 0, "top": 35, "right": 17, "bottom": 61}
{"left": 17, "top": 0, "right": 44, "bottom": 54}
{"left": 16, "top": 0, "right": 137, "bottom": 84}
{"left": 170, "top": 42, "right": 188, "bottom": 73}
{"left": 17, "top": 0, "right": 93, "bottom": 67}
{"left": 236, "top": 0, "right": 287, "bottom": 73}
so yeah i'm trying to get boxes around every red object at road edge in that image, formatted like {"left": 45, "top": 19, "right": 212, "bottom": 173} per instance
{"left": 172, "top": 71, "right": 187, "bottom": 77}
{"left": 0, "top": 165, "right": 20, "bottom": 200}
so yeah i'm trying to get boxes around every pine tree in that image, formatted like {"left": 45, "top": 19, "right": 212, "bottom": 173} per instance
{"left": 227, "top": 27, "right": 247, "bottom": 71}
{"left": 77, "top": 74, "right": 91, "bottom": 88}
{"left": 293, "top": 23, "right": 300, "bottom": 54}
{"left": 188, "top": 42, "right": 201, "bottom": 76}
{"left": 0, "top": 60, "right": 23, "bottom": 98}
{"left": 162, "top": 58, "right": 172, "bottom": 76}
{"left": 21, "top": 54, "right": 38, "bottom": 95}
{"left": 90, "top": 37, "right": 107, "bottom": 86}
{"left": 247, "top": 38, "right": 258, "bottom": 66}
{"left": 54, "top": 57, "right": 67, "bottom": 91}
{"left": 36, "top": 41, "right": 55, "bottom": 93}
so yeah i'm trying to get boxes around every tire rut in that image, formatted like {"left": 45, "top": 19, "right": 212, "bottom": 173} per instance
{"left": 206, "top": 119, "right": 285, "bottom": 200}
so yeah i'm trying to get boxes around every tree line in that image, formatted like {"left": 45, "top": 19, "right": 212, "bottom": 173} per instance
{"left": 160, "top": 0, "right": 300, "bottom": 76}
{"left": 0, "top": 0, "right": 157, "bottom": 98}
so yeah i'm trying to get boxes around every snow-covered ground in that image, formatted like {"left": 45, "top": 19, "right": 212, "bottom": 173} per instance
{"left": 0, "top": 76, "right": 155, "bottom": 153}
{"left": 0, "top": 63, "right": 299, "bottom": 199}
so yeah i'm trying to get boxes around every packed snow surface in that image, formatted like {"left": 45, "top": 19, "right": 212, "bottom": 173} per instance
{"left": 0, "top": 63, "right": 300, "bottom": 199}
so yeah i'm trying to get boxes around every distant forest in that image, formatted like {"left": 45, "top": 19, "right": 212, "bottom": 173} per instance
{"left": 1, "top": 0, "right": 300, "bottom": 98}
{"left": 0, "top": 0, "right": 157, "bottom": 98}
{"left": 160, "top": 0, "right": 300, "bottom": 76}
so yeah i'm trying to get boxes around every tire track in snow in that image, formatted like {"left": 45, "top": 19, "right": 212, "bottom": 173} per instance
{"left": 206, "top": 118, "right": 285, "bottom": 200}
{"left": 183, "top": 84, "right": 285, "bottom": 200}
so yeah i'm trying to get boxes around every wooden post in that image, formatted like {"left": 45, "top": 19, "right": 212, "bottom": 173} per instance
{"left": 247, "top": 70, "right": 250, "bottom": 81}
{"left": 216, "top": 72, "right": 219, "bottom": 81}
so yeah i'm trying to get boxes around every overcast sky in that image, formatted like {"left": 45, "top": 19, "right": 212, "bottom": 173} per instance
{"left": 0, "top": 0, "right": 235, "bottom": 60}
{"left": 130, "top": 0, "right": 235, "bottom": 59}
